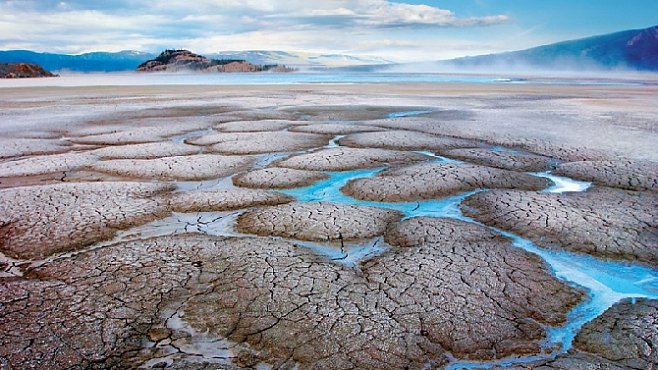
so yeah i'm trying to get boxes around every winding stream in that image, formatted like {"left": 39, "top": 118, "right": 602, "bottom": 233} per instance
{"left": 278, "top": 161, "right": 658, "bottom": 369}
{"left": 161, "top": 113, "right": 658, "bottom": 368}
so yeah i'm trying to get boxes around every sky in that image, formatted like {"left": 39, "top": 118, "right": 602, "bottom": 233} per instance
{"left": 0, "top": 0, "right": 657, "bottom": 61}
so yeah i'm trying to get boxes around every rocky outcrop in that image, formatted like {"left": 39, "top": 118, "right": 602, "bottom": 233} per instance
{"left": 0, "top": 62, "right": 57, "bottom": 78}
{"left": 136, "top": 49, "right": 294, "bottom": 73}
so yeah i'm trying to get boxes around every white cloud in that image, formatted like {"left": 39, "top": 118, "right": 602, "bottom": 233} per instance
{"left": 0, "top": 0, "right": 512, "bottom": 60}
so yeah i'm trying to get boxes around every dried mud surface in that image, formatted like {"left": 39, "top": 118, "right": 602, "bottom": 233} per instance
{"left": 1, "top": 84, "right": 656, "bottom": 369}
{"left": 169, "top": 188, "right": 293, "bottom": 213}
{"left": 343, "top": 162, "right": 550, "bottom": 201}
{"left": 0, "top": 182, "right": 172, "bottom": 259}
{"left": 91, "top": 154, "right": 254, "bottom": 181}
{"left": 289, "top": 123, "right": 385, "bottom": 134}
{"left": 188, "top": 131, "right": 329, "bottom": 154}
{"left": 91, "top": 142, "right": 201, "bottom": 159}
{"left": 69, "top": 120, "right": 212, "bottom": 145}
{"left": 0, "top": 230, "right": 579, "bottom": 368}
{"left": 554, "top": 160, "right": 658, "bottom": 192}
{"left": 0, "top": 152, "right": 98, "bottom": 177}
{"left": 0, "top": 138, "right": 72, "bottom": 158}
{"left": 236, "top": 201, "right": 402, "bottom": 241}
{"left": 378, "top": 217, "right": 582, "bottom": 359}
{"left": 232, "top": 167, "right": 329, "bottom": 189}
{"left": 463, "top": 188, "right": 658, "bottom": 265}
{"left": 443, "top": 148, "right": 556, "bottom": 172}
{"left": 497, "top": 298, "right": 658, "bottom": 369}
{"left": 277, "top": 147, "right": 427, "bottom": 171}
{"left": 215, "top": 119, "right": 305, "bottom": 132}
{"left": 339, "top": 130, "right": 481, "bottom": 152}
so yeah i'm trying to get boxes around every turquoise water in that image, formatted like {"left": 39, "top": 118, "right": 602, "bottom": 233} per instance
{"left": 387, "top": 110, "right": 433, "bottom": 118}
{"left": 0, "top": 71, "right": 647, "bottom": 87}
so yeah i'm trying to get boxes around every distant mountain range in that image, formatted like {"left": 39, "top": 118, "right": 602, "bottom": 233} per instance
{"left": 1, "top": 25, "right": 656, "bottom": 73}
{"left": 207, "top": 51, "right": 393, "bottom": 68}
{"left": 0, "top": 50, "right": 155, "bottom": 72}
{"left": 0, "top": 50, "right": 391, "bottom": 72}
{"left": 446, "top": 25, "right": 658, "bottom": 71}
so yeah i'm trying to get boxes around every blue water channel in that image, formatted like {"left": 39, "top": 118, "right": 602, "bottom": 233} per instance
{"left": 279, "top": 153, "right": 658, "bottom": 368}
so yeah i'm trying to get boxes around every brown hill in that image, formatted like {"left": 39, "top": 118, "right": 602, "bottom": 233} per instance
{"left": 136, "top": 49, "right": 294, "bottom": 73}
{"left": 0, "top": 63, "right": 58, "bottom": 78}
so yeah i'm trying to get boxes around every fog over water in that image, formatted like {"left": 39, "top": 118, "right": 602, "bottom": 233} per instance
{"left": 0, "top": 70, "right": 654, "bottom": 88}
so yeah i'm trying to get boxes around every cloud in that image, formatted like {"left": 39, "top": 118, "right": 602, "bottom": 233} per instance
{"left": 0, "top": 0, "right": 511, "bottom": 59}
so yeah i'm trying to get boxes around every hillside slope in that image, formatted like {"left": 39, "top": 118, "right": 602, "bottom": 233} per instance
{"left": 450, "top": 25, "right": 658, "bottom": 71}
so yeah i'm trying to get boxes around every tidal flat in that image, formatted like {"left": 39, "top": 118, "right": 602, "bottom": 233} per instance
{"left": 0, "top": 81, "right": 657, "bottom": 369}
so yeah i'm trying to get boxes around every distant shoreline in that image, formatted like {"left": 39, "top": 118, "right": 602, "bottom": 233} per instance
{"left": 1, "top": 70, "right": 656, "bottom": 89}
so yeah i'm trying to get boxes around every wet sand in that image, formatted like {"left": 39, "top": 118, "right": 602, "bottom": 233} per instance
{"left": 0, "top": 81, "right": 657, "bottom": 369}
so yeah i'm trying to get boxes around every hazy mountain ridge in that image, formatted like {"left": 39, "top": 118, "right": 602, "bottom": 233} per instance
{"left": 0, "top": 49, "right": 392, "bottom": 72}
{"left": 209, "top": 50, "right": 394, "bottom": 68}
{"left": 0, "top": 50, "right": 155, "bottom": 72}
{"left": 447, "top": 25, "right": 658, "bottom": 71}
{"left": 1, "top": 25, "right": 656, "bottom": 73}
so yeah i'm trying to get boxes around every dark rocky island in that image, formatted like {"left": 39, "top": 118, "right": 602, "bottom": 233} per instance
{"left": 136, "top": 49, "right": 295, "bottom": 73}
{"left": 0, "top": 62, "right": 57, "bottom": 78}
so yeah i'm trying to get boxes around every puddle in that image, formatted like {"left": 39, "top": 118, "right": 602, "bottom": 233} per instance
{"left": 174, "top": 175, "right": 236, "bottom": 192}
{"left": 252, "top": 152, "right": 295, "bottom": 169}
{"left": 0, "top": 252, "right": 25, "bottom": 278}
{"left": 294, "top": 236, "right": 390, "bottom": 267}
{"left": 533, "top": 171, "right": 592, "bottom": 193}
{"left": 387, "top": 110, "right": 433, "bottom": 118}
{"left": 169, "top": 128, "right": 214, "bottom": 144}
{"left": 115, "top": 211, "right": 243, "bottom": 241}
{"left": 326, "top": 134, "right": 345, "bottom": 148}
{"left": 413, "top": 150, "right": 462, "bottom": 163}
{"left": 139, "top": 303, "right": 239, "bottom": 368}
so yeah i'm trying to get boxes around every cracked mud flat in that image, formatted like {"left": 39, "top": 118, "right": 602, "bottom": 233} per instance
{"left": 289, "top": 123, "right": 385, "bottom": 134}
{"left": 554, "top": 159, "right": 658, "bottom": 192}
{"left": 91, "top": 154, "right": 254, "bottom": 181}
{"left": 0, "top": 182, "right": 173, "bottom": 259}
{"left": 91, "top": 142, "right": 202, "bottom": 159}
{"left": 277, "top": 146, "right": 427, "bottom": 171}
{"left": 0, "top": 151, "right": 99, "bottom": 177}
{"left": 442, "top": 147, "right": 557, "bottom": 172}
{"left": 1, "top": 83, "right": 657, "bottom": 369}
{"left": 215, "top": 119, "right": 306, "bottom": 132}
{"left": 187, "top": 131, "right": 329, "bottom": 154}
{"left": 236, "top": 202, "right": 403, "bottom": 241}
{"left": 339, "top": 130, "right": 482, "bottom": 152}
{"left": 494, "top": 298, "right": 658, "bottom": 369}
{"left": 343, "top": 162, "right": 551, "bottom": 201}
{"left": 232, "top": 167, "right": 329, "bottom": 189}
{"left": 462, "top": 187, "right": 658, "bottom": 265}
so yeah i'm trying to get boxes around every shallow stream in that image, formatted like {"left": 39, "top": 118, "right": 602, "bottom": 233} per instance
{"left": 153, "top": 111, "right": 658, "bottom": 368}
{"left": 279, "top": 160, "right": 658, "bottom": 368}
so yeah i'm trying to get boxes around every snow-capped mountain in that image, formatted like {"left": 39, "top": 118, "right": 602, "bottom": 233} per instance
{"left": 208, "top": 50, "right": 394, "bottom": 68}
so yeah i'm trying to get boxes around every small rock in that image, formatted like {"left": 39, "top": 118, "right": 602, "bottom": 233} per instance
{"left": 148, "top": 328, "right": 172, "bottom": 342}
